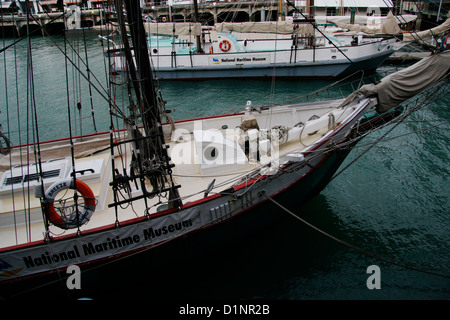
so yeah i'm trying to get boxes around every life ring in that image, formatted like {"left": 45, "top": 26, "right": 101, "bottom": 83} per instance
{"left": 219, "top": 40, "right": 231, "bottom": 52}
{"left": 441, "top": 35, "right": 450, "bottom": 51}
{"left": 209, "top": 46, "right": 213, "bottom": 54}
{"left": 44, "top": 179, "right": 96, "bottom": 230}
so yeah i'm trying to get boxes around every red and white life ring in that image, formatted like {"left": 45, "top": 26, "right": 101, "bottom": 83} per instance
{"left": 219, "top": 40, "right": 231, "bottom": 52}
{"left": 44, "top": 179, "right": 96, "bottom": 230}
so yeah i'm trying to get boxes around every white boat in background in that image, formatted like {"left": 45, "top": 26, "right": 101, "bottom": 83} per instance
{"left": 105, "top": 19, "right": 399, "bottom": 80}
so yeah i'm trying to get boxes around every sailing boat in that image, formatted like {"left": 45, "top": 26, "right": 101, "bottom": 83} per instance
{"left": 0, "top": 0, "right": 448, "bottom": 299}
{"left": 105, "top": 9, "right": 399, "bottom": 80}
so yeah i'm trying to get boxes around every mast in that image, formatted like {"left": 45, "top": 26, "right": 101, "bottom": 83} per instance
{"left": 121, "top": 0, "right": 158, "bottom": 136}
{"left": 113, "top": 0, "right": 182, "bottom": 209}
{"left": 193, "top": 0, "right": 202, "bottom": 53}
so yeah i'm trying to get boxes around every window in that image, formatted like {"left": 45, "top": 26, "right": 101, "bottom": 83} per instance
{"left": 326, "top": 7, "right": 337, "bottom": 16}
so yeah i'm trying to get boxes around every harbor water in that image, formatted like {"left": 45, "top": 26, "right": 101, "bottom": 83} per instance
{"left": 0, "top": 34, "right": 448, "bottom": 300}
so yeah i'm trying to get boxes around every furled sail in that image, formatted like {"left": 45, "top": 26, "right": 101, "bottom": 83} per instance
{"left": 331, "top": 11, "right": 401, "bottom": 34}
{"left": 358, "top": 51, "right": 450, "bottom": 113}
{"left": 144, "top": 22, "right": 202, "bottom": 36}
{"left": 215, "top": 21, "right": 314, "bottom": 35}
{"left": 321, "top": 14, "right": 417, "bottom": 27}
{"left": 402, "top": 17, "right": 450, "bottom": 42}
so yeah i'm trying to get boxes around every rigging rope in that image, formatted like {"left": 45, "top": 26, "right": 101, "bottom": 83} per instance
{"left": 81, "top": 27, "right": 98, "bottom": 133}
{"left": 285, "top": 0, "right": 355, "bottom": 65}
{"left": 331, "top": 77, "right": 449, "bottom": 182}
{"left": 23, "top": 7, "right": 47, "bottom": 243}
{"left": 382, "top": 0, "right": 440, "bottom": 49}
{"left": 62, "top": 31, "right": 81, "bottom": 235}
{"left": 261, "top": 192, "right": 450, "bottom": 279}
{"left": 8, "top": 12, "right": 121, "bottom": 123}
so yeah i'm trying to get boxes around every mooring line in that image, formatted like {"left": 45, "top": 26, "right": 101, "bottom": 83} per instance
{"left": 261, "top": 192, "right": 450, "bottom": 279}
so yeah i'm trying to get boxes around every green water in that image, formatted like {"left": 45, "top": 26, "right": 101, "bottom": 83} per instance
{"left": 0, "top": 34, "right": 449, "bottom": 300}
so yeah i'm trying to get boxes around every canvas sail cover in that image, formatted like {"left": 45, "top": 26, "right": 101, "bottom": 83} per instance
{"left": 215, "top": 21, "right": 314, "bottom": 35}
{"left": 144, "top": 22, "right": 202, "bottom": 36}
{"left": 319, "top": 14, "right": 417, "bottom": 27}
{"left": 331, "top": 11, "right": 401, "bottom": 34}
{"left": 357, "top": 51, "right": 450, "bottom": 113}
{"left": 403, "top": 17, "right": 450, "bottom": 42}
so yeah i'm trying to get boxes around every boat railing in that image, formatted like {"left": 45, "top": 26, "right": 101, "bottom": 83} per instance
{"left": 270, "top": 65, "right": 408, "bottom": 109}
{"left": 264, "top": 70, "right": 368, "bottom": 109}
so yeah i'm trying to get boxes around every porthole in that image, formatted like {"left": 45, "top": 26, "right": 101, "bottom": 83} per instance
{"left": 204, "top": 146, "right": 218, "bottom": 161}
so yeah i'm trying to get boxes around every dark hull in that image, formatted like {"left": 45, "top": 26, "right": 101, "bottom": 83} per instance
{"left": 1, "top": 96, "right": 391, "bottom": 300}
{"left": 0, "top": 145, "right": 352, "bottom": 300}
